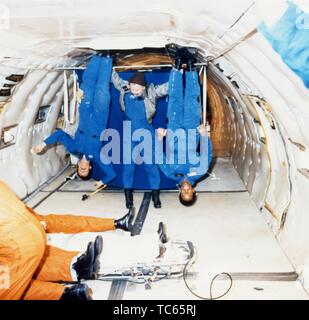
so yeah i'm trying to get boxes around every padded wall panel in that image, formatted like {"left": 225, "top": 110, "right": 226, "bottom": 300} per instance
{"left": 0, "top": 70, "right": 74, "bottom": 197}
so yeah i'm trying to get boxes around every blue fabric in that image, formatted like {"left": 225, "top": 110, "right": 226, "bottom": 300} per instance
{"left": 123, "top": 140, "right": 161, "bottom": 189}
{"left": 107, "top": 70, "right": 176, "bottom": 190}
{"left": 121, "top": 90, "right": 161, "bottom": 190}
{"left": 158, "top": 69, "right": 213, "bottom": 186}
{"left": 76, "top": 69, "right": 210, "bottom": 190}
{"left": 79, "top": 56, "right": 112, "bottom": 136}
{"left": 44, "top": 130, "right": 77, "bottom": 155}
{"left": 160, "top": 136, "right": 213, "bottom": 185}
{"left": 258, "top": 1, "right": 309, "bottom": 89}
{"left": 45, "top": 56, "right": 116, "bottom": 184}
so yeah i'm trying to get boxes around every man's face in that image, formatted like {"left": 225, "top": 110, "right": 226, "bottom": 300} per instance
{"left": 77, "top": 157, "right": 91, "bottom": 177}
{"left": 130, "top": 83, "right": 146, "bottom": 97}
{"left": 180, "top": 181, "right": 195, "bottom": 202}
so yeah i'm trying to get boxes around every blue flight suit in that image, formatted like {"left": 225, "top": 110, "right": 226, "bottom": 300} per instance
{"left": 258, "top": 1, "right": 309, "bottom": 89}
{"left": 123, "top": 93, "right": 161, "bottom": 190}
{"left": 159, "top": 69, "right": 213, "bottom": 185}
{"left": 44, "top": 56, "right": 116, "bottom": 184}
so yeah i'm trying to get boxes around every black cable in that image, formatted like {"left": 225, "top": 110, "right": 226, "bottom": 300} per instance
{"left": 218, "top": 1, "right": 256, "bottom": 40}
{"left": 209, "top": 273, "right": 233, "bottom": 300}
{"left": 183, "top": 259, "right": 233, "bottom": 300}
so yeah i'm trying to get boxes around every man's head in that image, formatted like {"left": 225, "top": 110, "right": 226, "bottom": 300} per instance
{"left": 77, "top": 156, "right": 92, "bottom": 180}
{"left": 179, "top": 180, "right": 197, "bottom": 206}
{"left": 129, "top": 73, "right": 146, "bottom": 97}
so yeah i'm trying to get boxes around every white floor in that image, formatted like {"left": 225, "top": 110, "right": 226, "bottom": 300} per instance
{"left": 196, "top": 157, "right": 246, "bottom": 192}
{"left": 25, "top": 160, "right": 309, "bottom": 300}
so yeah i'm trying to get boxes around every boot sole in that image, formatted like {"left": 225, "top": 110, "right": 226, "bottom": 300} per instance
{"left": 92, "top": 236, "right": 103, "bottom": 278}
{"left": 92, "top": 259, "right": 100, "bottom": 279}
{"left": 94, "top": 236, "right": 103, "bottom": 257}
{"left": 83, "top": 242, "right": 95, "bottom": 280}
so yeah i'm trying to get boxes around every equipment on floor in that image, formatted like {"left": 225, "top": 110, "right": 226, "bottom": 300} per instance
{"left": 96, "top": 240, "right": 196, "bottom": 290}
{"left": 81, "top": 183, "right": 107, "bottom": 201}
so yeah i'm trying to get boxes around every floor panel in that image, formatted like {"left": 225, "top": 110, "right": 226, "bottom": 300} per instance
{"left": 24, "top": 159, "right": 308, "bottom": 300}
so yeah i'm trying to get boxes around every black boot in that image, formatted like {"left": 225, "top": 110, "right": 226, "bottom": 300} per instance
{"left": 184, "top": 47, "right": 198, "bottom": 71}
{"left": 60, "top": 283, "right": 93, "bottom": 300}
{"left": 91, "top": 236, "right": 103, "bottom": 278}
{"left": 175, "top": 52, "right": 183, "bottom": 70}
{"left": 114, "top": 208, "right": 136, "bottom": 232}
{"left": 124, "top": 189, "right": 134, "bottom": 209}
{"left": 167, "top": 44, "right": 185, "bottom": 70}
{"left": 152, "top": 190, "right": 162, "bottom": 209}
{"left": 175, "top": 47, "right": 186, "bottom": 70}
{"left": 157, "top": 222, "right": 168, "bottom": 244}
{"left": 72, "top": 239, "right": 102, "bottom": 281}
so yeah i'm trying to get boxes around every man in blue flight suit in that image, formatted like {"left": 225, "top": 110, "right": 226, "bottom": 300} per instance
{"left": 112, "top": 70, "right": 169, "bottom": 209}
{"left": 157, "top": 48, "right": 213, "bottom": 206}
{"left": 33, "top": 55, "right": 116, "bottom": 186}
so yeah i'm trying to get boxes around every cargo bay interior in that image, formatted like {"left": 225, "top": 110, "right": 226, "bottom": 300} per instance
{"left": 0, "top": 0, "right": 308, "bottom": 300}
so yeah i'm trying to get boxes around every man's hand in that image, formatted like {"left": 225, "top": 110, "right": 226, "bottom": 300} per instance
{"left": 157, "top": 128, "right": 167, "bottom": 140}
{"left": 32, "top": 142, "right": 47, "bottom": 154}
{"left": 198, "top": 125, "right": 207, "bottom": 137}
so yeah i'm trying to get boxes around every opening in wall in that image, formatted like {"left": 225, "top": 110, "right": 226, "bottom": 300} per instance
{"left": 0, "top": 125, "right": 18, "bottom": 150}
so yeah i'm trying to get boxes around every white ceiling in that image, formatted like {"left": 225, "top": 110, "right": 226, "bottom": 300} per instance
{"left": 0, "top": 1, "right": 307, "bottom": 67}
{"left": 0, "top": 0, "right": 308, "bottom": 147}
{"left": 0, "top": 0, "right": 260, "bottom": 67}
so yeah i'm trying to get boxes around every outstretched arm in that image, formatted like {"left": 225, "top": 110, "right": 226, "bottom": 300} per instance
{"left": 33, "top": 130, "right": 76, "bottom": 155}
{"left": 153, "top": 82, "right": 169, "bottom": 98}
{"left": 111, "top": 70, "right": 129, "bottom": 91}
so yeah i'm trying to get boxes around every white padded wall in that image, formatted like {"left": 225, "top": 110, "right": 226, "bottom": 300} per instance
{"left": 208, "top": 63, "right": 291, "bottom": 229}
{"left": 0, "top": 70, "right": 74, "bottom": 198}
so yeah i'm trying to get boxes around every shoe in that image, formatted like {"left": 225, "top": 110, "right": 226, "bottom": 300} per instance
{"left": 60, "top": 283, "right": 93, "bottom": 300}
{"left": 72, "top": 240, "right": 101, "bottom": 281}
{"left": 152, "top": 190, "right": 162, "bottom": 209}
{"left": 167, "top": 44, "right": 185, "bottom": 70}
{"left": 97, "top": 50, "right": 111, "bottom": 58}
{"left": 93, "top": 236, "right": 103, "bottom": 275}
{"left": 174, "top": 50, "right": 183, "bottom": 70}
{"left": 72, "top": 242, "right": 94, "bottom": 281}
{"left": 114, "top": 208, "right": 136, "bottom": 232}
{"left": 124, "top": 189, "right": 134, "bottom": 209}
{"left": 157, "top": 222, "right": 168, "bottom": 244}
{"left": 184, "top": 47, "right": 198, "bottom": 71}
